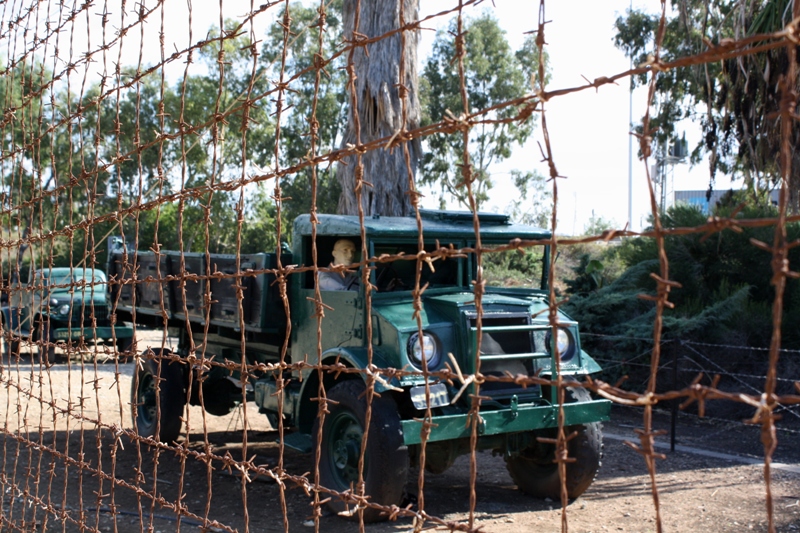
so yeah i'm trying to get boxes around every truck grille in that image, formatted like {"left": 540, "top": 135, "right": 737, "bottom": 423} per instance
{"left": 476, "top": 316, "right": 534, "bottom": 355}
{"left": 468, "top": 314, "right": 548, "bottom": 400}
{"left": 71, "top": 304, "right": 108, "bottom": 326}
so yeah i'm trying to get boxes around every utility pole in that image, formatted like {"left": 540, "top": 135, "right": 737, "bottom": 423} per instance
{"left": 627, "top": 0, "right": 634, "bottom": 231}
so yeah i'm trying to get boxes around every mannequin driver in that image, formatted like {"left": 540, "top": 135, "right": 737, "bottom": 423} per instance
{"left": 331, "top": 239, "right": 355, "bottom": 267}
{"left": 318, "top": 239, "right": 360, "bottom": 290}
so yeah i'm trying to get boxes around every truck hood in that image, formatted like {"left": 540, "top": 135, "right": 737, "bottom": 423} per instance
{"left": 48, "top": 288, "right": 107, "bottom": 307}
{"left": 422, "top": 290, "right": 550, "bottom": 320}
{"left": 372, "top": 289, "right": 552, "bottom": 330}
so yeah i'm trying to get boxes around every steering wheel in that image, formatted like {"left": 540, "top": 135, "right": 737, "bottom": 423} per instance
{"left": 376, "top": 265, "right": 405, "bottom": 292}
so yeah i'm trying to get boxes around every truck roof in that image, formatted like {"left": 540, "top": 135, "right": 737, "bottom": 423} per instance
{"left": 37, "top": 267, "right": 106, "bottom": 280}
{"left": 294, "top": 210, "right": 551, "bottom": 241}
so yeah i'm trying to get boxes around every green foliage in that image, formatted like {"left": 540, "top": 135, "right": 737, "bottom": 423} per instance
{"left": 562, "top": 241, "right": 629, "bottom": 296}
{"left": 261, "top": 1, "right": 345, "bottom": 224}
{"left": 421, "top": 13, "right": 546, "bottom": 210}
{"left": 483, "top": 247, "right": 544, "bottom": 288}
{"left": 567, "top": 256, "right": 607, "bottom": 293}
{"left": 566, "top": 203, "right": 800, "bottom": 355}
{"left": 614, "top": 3, "right": 732, "bottom": 160}
{"left": 506, "top": 169, "right": 552, "bottom": 227}
{"left": 614, "top": 2, "right": 800, "bottom": 203}
{"left": 1, "top": 60, "right": 56, "bottom": 240}
{"left": 0, "top": 23, "right": 284, "bottom": 270}
{"left": 110, "top": 21, "right": 283, "bottom": 257}
{"left": 583, "top": 215, "right": 616, "bottom": 237}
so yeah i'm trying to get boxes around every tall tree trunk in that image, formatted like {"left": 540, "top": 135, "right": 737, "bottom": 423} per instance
{"left": 337, "top": 0, "right": 421, "bottom": 216}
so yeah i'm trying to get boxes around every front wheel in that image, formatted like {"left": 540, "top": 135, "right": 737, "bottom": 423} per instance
{"left": 33, "top": 319, "right": 57, "bottom": 366}
{"left": 131, "top": 351, "right": 186, "bottom": 443}
{"left": 505, "top": 387, "right": 603, "bottom": 500}
{"left": 314, "top": 380, "right": 408, "bottom": 522}
{"left": 116, "top": 336, "right": 135, "bottom": 361}
{"left": 3, "top": 332, "right": 20, "bottom": 360}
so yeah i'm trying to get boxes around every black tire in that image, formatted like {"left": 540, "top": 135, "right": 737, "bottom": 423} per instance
{"left": 4, "top": 334, "right": 20, "bottom": 359}
{"left": 116, "top": 336, "right": 135, "bottom": 361}
{"left": 505, "top": 387, "right": 603, "bottom": 500}
{"left": 33, "top": 319, "right": 57, "bottom": 366}
{"left": 131, "top": 351, "right": 186, "bottom": 443}
{"left": 9, "top": 338, "right": 20, "bottom": 357}
{"left": 201, "top": 378, "right": 238, "bottom": 416}
{"left": 314, "top": 380, "right": 408, "bottom": 522}
{"left": 0, "top": 332, "right": 8, "bottom": 366}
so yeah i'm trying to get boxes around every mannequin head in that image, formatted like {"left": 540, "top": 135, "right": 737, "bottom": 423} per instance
{"left": 331, "top": 239, "right": 356, "bottom": 266}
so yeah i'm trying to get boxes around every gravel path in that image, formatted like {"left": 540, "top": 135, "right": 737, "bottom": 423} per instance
{"left": 2, "top": 329, "right": 799, "bottom": 532}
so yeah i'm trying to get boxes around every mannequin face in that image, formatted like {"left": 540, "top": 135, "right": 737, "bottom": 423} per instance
{"left": 331, "top": 239, "right": 356, "bottom": 266}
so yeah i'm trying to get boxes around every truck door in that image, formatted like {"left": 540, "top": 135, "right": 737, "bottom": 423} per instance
{"left": 292, "top": 235, "right": 364, "bottom": 364}
{"left": 294, "top": 286, "right": 363, "bottom": 364}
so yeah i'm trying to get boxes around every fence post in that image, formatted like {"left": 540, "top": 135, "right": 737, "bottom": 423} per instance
{"left": 670, "top": 340, "right": 680, "bottom": 452}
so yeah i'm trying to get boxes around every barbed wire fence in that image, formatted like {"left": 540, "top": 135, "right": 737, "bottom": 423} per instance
{"left": 586, "top": 334, "right": 800, "bottom": 447}
{"left": 0, "top": 1, "right": 799, "bottom": 533}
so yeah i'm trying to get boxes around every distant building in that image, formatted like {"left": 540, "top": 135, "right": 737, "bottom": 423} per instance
{"left": 674, "top": 189, "right": 780, "bottom": 214}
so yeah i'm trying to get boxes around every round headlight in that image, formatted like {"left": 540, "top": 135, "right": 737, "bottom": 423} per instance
{"left": 407, "top": 332, "right": 441, "bottom": 369}
{"left": 49, "top": 298, "right": 59, "bottom": 307}
{"left": 546, "top": 328, "right": 575, "bottom": 360}
{"left": 58, "top": 304, "right": 71, "bottom": 316}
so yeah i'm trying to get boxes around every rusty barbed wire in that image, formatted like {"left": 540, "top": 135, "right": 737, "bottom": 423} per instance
{"left": 2, "top": 1, "right": 800, "bottom": 532}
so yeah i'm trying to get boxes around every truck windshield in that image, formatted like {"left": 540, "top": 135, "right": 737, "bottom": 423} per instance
{"left": 41, "top": 271, "right": 106, "bottom": 288}
{"left": 372, "top": 242, "right": 463, "bottom": 292}
{"left": 72, "top": 272, "right": 106, "bottom": 284}
{"left": 480, "top": 243, "right": 546, "bottom": 290}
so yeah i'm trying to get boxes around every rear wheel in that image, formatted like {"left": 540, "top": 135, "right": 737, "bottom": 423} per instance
{"left": 0, "top": 331, "right": 8, "bottom": 366}
{"left": 314, "top": 380, "right": 408, "bottom": 522}
{"left": 3, "top": 333, "right": 20, "bottom": 360}
{"left": 505, "top": 387, "right": 603, "bottom": 500}
{"left": 131, "top": 351, "right": 186, "bottom": 443}
{"left": 10, "top": 340, "right": 20, "bottom": 356}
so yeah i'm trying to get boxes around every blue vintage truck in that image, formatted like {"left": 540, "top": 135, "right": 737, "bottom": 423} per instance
{"left": 109, "top": 210, "right": 611, "bottom": 521}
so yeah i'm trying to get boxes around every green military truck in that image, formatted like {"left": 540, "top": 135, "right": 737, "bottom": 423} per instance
{"left": 109, "top": 210, "right": 610, "bottom": 521}
{"left": 1, "top": 267, "right": 135, "bottom": 364}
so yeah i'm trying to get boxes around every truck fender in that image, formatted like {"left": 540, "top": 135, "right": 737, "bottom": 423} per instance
{"left": 578, "top": 350, "right": 603, "bottom": 374}
{"left": 541, "top": 350, "right": 602, "bottom": 377}
{"left": 295, "top": 347, "right": 401, "bottom": 434}
{"left": 0, "top": 307, "right": 10, "bottom": 328}
{"left": 0, "top": 306, "right": 24, "bottom": 338}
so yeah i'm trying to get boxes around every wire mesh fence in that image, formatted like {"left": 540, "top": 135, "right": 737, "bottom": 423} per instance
{"left": 1, "top": 1, "right": 800, "bottom": 532}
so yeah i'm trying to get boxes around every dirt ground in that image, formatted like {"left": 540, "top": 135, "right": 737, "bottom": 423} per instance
{"left": 2, "top": 330, "right": 800, "bottom": 532}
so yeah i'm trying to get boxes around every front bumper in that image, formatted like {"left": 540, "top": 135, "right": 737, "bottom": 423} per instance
{"left": 51, "top": 325, "right": 134, "bottom": 342}
{"left": 401, "top": 398, "right": 611, "bottom": 445}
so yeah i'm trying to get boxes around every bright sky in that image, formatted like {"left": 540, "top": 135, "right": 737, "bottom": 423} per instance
{"left": 27, "top": 0, "right": 730, "bottom": 234}
{"left": 416, "top": 1, "right": 729, "bottom": 234}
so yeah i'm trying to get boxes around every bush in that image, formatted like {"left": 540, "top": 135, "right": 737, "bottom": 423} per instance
{"left": 564, "top": 202, "right": 800, "bottom": 386}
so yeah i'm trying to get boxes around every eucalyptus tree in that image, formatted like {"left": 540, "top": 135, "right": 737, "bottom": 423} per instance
{"left": 337, "top": 0, "right": 422, "bottom": 216}
{"left": 421, "top": 14, "right": 543, "bottom": 211}
{"left": 261, "top": 1, "right": 348, "bottom": 224}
